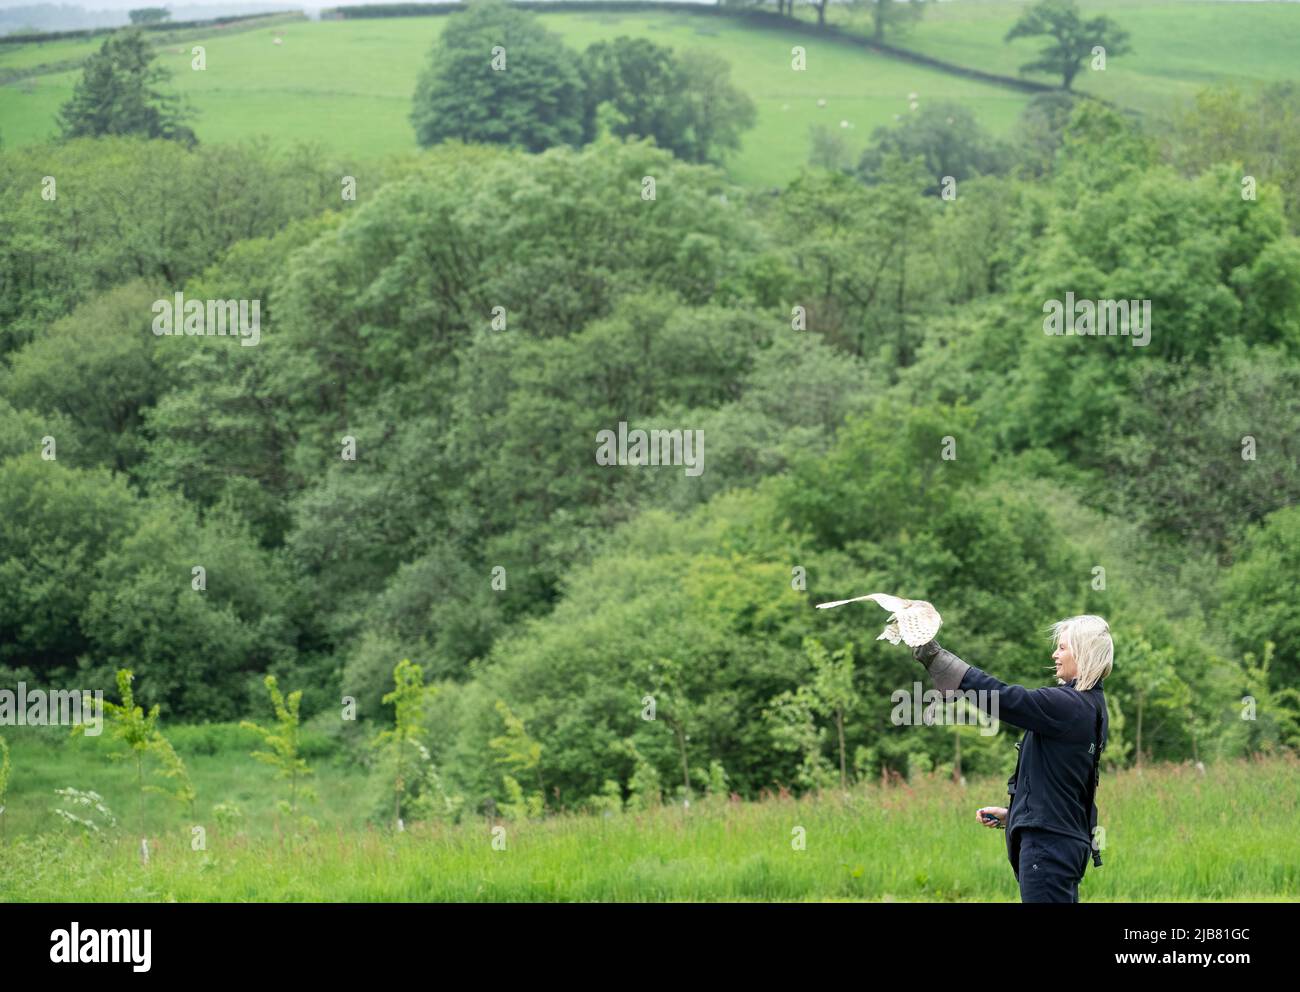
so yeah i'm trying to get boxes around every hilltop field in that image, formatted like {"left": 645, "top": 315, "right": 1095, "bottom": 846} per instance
{"left": 3, "top": 1, "right": 1299, "bottom": 185}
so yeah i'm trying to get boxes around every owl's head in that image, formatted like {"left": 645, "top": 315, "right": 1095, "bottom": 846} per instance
{"left": 1047, "top": 615, "right": 1112, "bottom": 691}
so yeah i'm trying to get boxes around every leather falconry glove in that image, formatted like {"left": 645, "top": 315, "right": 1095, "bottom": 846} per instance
{"left": 911, "top": 639, "right": 971, "bottom": 693}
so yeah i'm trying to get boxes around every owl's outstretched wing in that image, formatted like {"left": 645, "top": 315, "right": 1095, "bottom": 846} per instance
{"left": 816, "top": 591, "right": 942, "bottom": 647}
{"left": 862, "top": 593, "right": 910, "bottom": 613}
{"left": 815, "top": 592, "right": 907, "bottom": 611}
{"left": 815, "top": 595, "right": 877, "bottom": 610}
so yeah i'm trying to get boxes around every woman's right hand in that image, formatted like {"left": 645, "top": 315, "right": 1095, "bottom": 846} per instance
{"left": 976, "top": 806, "right": 1007, "bottom": 829}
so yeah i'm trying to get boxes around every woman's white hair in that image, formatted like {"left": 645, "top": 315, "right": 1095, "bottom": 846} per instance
{"left": 1049, "top": 615, "right": 1113, "bottom": 691}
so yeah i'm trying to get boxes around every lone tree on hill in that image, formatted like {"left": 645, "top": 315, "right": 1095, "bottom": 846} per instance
{"left": 128, "top": 7, "right": 171, "bottom": 25}
{"left": 1005, "top": 0, "right": 1131, "bottom": 91}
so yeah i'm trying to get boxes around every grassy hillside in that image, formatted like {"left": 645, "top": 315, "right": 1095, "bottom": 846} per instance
{"left": 1, "top": 725, "right": 1295, "bottom": 900}
{"left": 4, "top": 11, "right": 1028, "bottom": 187}
{"left": 821, "top": 0, "right": 1300, "bottom": 115}
{"left": 0, "top": 34, "right": 103, "bottom": 72}
{"left": 3, "top": 4, "right": 1297, "bottom": 185}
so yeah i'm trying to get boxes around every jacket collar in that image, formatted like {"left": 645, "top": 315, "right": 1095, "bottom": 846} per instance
{"left": 1066, "top": 677, "right": 1104, "bottom": 690}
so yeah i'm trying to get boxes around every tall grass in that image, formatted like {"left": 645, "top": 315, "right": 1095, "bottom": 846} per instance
{"left": 2, "top": 751, "right": 1295, "bottom": 902}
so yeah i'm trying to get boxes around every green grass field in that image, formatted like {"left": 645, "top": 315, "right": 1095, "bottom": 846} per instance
{"left": 0, "top": 12, "right": 1031, "bottom": 186}
{"left": 0, "top": 34, "right": 103, "bottom": 72}
{"left": 0, "top": 11, "right": 305, "bottom": 73}
{"left": 3, "top": 3, "right": 1298, "bottom": 186}
{"left": 1, "top": 723, "right": 1296, "bottom": 901}
{"left": 820, "top": 0, "right": 1300, "bottom": 116}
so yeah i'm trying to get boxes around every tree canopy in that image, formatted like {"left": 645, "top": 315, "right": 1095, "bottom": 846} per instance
{"left": 3, "top": 55, "right": 1298, "bottom": 809}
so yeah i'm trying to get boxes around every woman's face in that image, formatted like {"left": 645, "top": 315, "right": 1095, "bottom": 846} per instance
{"left": 1053, "top": 635, "right": 1078, "bottom": 681}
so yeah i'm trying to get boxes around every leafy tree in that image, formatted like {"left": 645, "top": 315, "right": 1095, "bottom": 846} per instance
{"left": 967, "top": 106, "right": 1297, "bottom": 463}
{"left": 411, "top": 0, "right": 587, "bottom": 152}
{"left": 5, "top": 281, "right": 165, "bottom": 474}
{"left": 138, "top": 212, "right": 341, "bottom": 548}
{"left": 645, "top": 656, "right": 696, "bottom": 802}
{"left": 241, "top": 675, "right": 315, "bottom": 817}
{"left": 663, "top": 49, "right": 756, "bottom": 165}
{"left": 1220, "top": 507, "right": 1300, "bottom": 690}
{"left": 488, "top": 699, "right": 545, "bottom": 815}
{"left": 57, "top": 29, "right": 196, "bottom": 144}
{"left": 858, "top": 101, "right": 1012, "bottom": 190}
{"left": 94, "top": 671, "right": 159, "bottom": 801}
{"left": 580, "top": 35, "right": 756, "bottom": 163}
{"left": 81, "top": 498, "right": 296, "bottom": 721}
{"left": 926, "top": 174, "right": 1045, "bottom": 302}
{"left": 768, "top": 638, "right": 860, "bottom": 789}
{"left": 1122, "top": 636, "right": 1188, "bottom": 768}
{"left": 1170, "top": 82, "right": 1300, "bottom": 232}
{"left": 427, "top": 512, "right": 804, "bottom": 806}
{"left": 617, "top": 738, "right": 664, "bottom": 812}
{"left": 1005, "top": 0, "right": 1131, "bottom": 90}
{"left": 808, "top": 122, "right": 854, "bottom": 172}
{"left": 582, "top": 778, "right": 625, "bottom": 815}
{"left": 764, "top": 679, "right": 838, "bottom": 791}
{"left": 1100, "top": 349, "right": 1300, "bottom": 555}
{"left": 76, "top": 669, "right": 193, "bottom": 827}
{"left": 372, "top": 658, "right": 440, "bottom": 827}
{"left": 128, "top": 7, "right": 170, "bottom": 24}
{"left": 1014, "top": 90, "right": 1081, "bottom": 176}
{"left": 581, "top": 36, "right": 677, "bottom": 146}
{"left": 867, "top": 0, "right": 924, "bottom": 41}
{"left": 0, "top": 138, "right": 347, "bottom": 355}
{"left": 0, "top": 457, "right": 139, "bottom": 676}
{"left": 774, "top": 398, "right": 987, "bottom": 550}
{"left": 144, "top": 732, "right": 196, "bottom": 816}
{"left": 1052, "top": 100, "right": 1154, "bottom": 192}
{"left": 804, "top": 639, "right": 859, "bottom": 789}
{"left": 1237, "top": 642, "right": 1300, "bottom": 757}
{"left": 775, "top": 163, "right": 942, "bottom": 361}
{"left": 234, "top": 141, "right": 759, "bottom": 672}
{"left": 639, "top": 330, "right": 875, "bottom": 511}
{"left": 567, "top": 37, "right": 760, "bottom": 165}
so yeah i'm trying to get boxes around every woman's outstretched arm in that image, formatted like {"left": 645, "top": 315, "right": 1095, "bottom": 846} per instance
{"left": 911, "top": 639, "right": 1084, "bottom": 738}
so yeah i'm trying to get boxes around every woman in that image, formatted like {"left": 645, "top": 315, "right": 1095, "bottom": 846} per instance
{"left": 910, "top": 615, "right": 1112, "bottom": 903}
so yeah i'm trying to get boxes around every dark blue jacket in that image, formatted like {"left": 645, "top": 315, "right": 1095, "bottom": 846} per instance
{"left": 958, "top": 664, "right": 1107, "bottom": 869}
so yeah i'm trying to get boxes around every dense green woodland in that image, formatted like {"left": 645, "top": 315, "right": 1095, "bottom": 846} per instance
{"left": 2, "top": 74, "right": 1300, "bottom": 821}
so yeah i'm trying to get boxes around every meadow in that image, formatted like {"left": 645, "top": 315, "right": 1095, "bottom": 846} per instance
{"left": 0, "top": 11, "right": 1029, "bottom": 187}
{"left": 1, "top": 723, "right": 1296, "bottom": 901}
{"left": 3, "top": 1, "right": 1299, "bottom": 186}
{"left": 818, "top": 0, "right": 1300, "bottom": 116}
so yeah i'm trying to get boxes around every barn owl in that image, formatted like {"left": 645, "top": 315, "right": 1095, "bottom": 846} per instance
{"left": 814, "top": 593, "right": 942, "bottom": 647}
